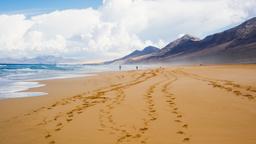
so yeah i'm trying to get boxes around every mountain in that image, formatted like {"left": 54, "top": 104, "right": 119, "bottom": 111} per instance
{"left": 113, "top": 17, "right": 256, "bottom": 65}
{"left": 153, "top": 34, "right": 201, "bottom": 57}
{"left": 0, "top": 55, "right": 76, "bottom": 64}
{"left": 104, "top": 46, "right": 160, "bottom": 64}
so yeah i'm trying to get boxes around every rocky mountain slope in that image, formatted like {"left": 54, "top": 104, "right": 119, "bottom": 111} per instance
{"left": 107, "top": 17, "right": 256, "bottom": 65}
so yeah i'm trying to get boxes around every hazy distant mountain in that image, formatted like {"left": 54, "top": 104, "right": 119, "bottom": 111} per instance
{"left": 111, "top": 17, "right": 256, "bottom": 65}
{"left": 0, "top": 55, "right": 75, "bottom": 64}
{"left": 104, "top": 46, "right": 160, "bottom": 64}
{"left": 123, "top": 46, "right": 160, "bottom": 59}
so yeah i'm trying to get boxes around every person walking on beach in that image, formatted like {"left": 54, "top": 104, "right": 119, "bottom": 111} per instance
{"left": 119, "top": 65, "right": 122, "bottom": 71}
{"left": 136, "top": 66, "right": 138, "bottom": 70}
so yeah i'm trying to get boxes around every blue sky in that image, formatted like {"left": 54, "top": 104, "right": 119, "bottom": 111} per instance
{"left": 0, "top": 0, "right": 102, "bottom": 13}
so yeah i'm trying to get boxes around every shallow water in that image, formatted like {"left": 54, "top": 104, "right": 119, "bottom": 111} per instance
{"left": 0, "top": 64, "right": 153, "bottom": 99}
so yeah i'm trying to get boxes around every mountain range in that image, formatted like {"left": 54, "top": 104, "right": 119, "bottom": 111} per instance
{"left": 0, "top": 56, "right": 75, "bottom": 64}
{"left": 104, "top": 46, "right": 160, "bottom": 64}
{"left": 106, "top": 17, "right": 256, "bottom": 65}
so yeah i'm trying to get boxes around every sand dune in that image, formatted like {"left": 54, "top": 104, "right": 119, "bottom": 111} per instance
{"left": 0, "top": 65, "right": 256, "bottom": 144}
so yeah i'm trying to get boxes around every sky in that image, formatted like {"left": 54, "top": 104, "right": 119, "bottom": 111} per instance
{"left": 0, "top": 0, "right": 256, "bottom": 62}
{"left": 0, "top": 0, "right": 101, "bottom": 13}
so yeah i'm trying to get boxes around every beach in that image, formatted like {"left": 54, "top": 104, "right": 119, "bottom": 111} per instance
{"left": 0, "top": 65, "right": 256, "bottom": 144}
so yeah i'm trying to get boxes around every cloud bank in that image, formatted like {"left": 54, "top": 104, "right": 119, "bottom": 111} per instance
{"left": 0, "top": 0, "right": 256, "bottom": 62}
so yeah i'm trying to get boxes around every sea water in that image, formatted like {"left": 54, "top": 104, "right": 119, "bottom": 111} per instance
{"left": 0, "top": 64, "right": 152, "bottom": 99}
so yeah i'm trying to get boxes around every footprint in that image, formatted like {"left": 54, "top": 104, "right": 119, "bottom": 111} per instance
{"left": 177, "top": 115, "right": 182, "bottom": 118}
{"left": 49, "top": 140, "right": 56, "bottom": 144}
{"left": 175, "top": 119, "right": 182, "bottom": 123}
{"left": 183, "top": 137, "right": 190, "bottom": 142}
{"left": 150, "top": 117, "right": 157, "bottom": 121}
{"left": 135, "top": 134, "right": 141, "bottom": 138}
{"left": 177, "top": 131, "right": 185, "bottom": 134}
{"left": 243, "top": 94, "right": 254, "bottom": 100}
{"left": 55, "top": 128, "right": 61, "bottom": 131}
{"left": 66, "top": 118, "right": 72, "bottom": 122}
{"left": 233, "top": 90, "right": 242, "bottom": 96}
{"left": 182, "top": 124, "right": 188, "bottom": 128}
{"left": 45, "top": 133, "right": 51, "bottom": 138}
{"left": 140, "top": 127, "right": 148, "bottom": 131}
{"left": 51, "top": 103, "right": 57, "bottom": 107}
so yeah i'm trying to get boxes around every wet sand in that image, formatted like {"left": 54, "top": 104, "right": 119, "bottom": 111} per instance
{"left": 0, "top": 65, "right": 256, "bottom": 144}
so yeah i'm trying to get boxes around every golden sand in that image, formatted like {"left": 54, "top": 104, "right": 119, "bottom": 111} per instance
{"left": 0, "top": 65, "right": 256, "bottom": 144}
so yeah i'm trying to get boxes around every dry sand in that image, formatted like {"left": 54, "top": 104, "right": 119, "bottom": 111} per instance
{"left": 0, "top": 65, "right": 256, "bottom": 144}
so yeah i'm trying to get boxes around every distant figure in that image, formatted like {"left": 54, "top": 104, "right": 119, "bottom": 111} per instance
{"left": 136, "top": 66, "right": 138, "bottom": 70}
{"left": 119, "top": 65, "right": 122, "bottom": 71}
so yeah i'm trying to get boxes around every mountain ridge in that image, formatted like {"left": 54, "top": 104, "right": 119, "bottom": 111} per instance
{"left": 104, "top": 46, "right": 160, "bottom": 64}
{"left": 107, "top": 17, "right": 256, "bottom": 65}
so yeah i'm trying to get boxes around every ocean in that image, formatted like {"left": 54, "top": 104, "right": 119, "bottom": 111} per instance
{"left": 0, "top": 64, "right": 152, "bottom": 99}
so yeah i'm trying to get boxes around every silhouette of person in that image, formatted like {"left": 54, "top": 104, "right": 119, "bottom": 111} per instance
{"left": 136, "top": 66, "right": 138, "bottom": 70}
{"left": 119, "top": 65, "right": 122, "bottom": 71}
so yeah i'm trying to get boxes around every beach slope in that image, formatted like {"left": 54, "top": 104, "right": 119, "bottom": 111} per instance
{"left": 0, "top": 65, "right": 256, "bottom": 144}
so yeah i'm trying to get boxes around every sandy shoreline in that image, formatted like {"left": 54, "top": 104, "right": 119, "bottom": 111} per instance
{"left": 0, "top": 65, "right": 256, "bottom": 144}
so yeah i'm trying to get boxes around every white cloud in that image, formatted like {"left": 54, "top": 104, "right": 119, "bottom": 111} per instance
{"left": 0, "top": 0, "right": 256, "bottom": 61}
